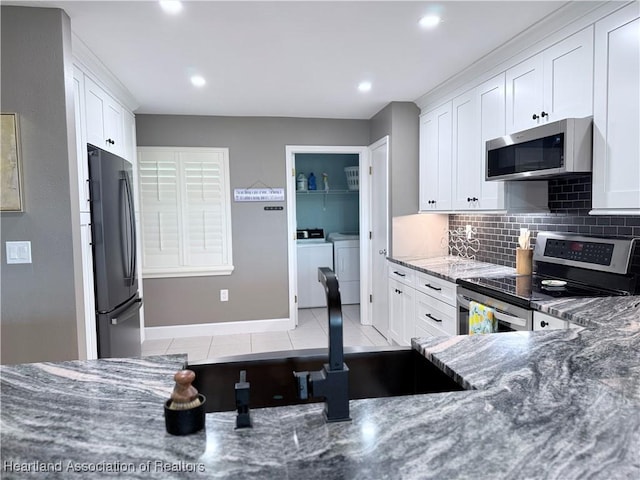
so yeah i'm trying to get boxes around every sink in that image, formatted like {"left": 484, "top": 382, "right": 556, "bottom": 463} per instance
{"left": 189, "top": 346, "right": 464, "bottom": 413}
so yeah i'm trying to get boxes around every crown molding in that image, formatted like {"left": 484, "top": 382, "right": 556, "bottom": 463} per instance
{"left": 415, "top": 1, "right": 629, "bottom": 113}
{"left": 71, "top": 32, "right": 139, "bottom": 113}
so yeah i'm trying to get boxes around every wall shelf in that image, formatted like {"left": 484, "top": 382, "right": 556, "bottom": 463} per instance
{"left": 296, "top": 189, "right": 358, "bottom": 195}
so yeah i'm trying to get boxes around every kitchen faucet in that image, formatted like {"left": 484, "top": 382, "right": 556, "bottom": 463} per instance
{"left": 293, "top": 267, "right": 350, "bottom": 422}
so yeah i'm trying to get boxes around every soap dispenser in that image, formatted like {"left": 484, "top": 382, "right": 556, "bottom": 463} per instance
{"left": 308, "top": 172, "right": 317, "bottom": 190}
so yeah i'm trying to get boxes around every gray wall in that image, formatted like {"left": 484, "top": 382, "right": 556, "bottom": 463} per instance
{"left": 136, "top": 115, "right": 370, "bottom": 326}
{"left": 369, "top": 102, "right": 420, "bottom": 217}
{"left": 1, "top": 7, "right": 80, "bottom": 364}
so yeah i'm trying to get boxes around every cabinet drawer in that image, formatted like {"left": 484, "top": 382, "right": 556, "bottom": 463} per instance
{"left": 388, "top": 263, "right": 416, "bottom": 287}
{"left": 415, "top": 291, "right": 457, "bottom": 336}
{"left": 415, "top": 315, "right": 448, "bottom": 338}
{"left": 415, "top": 271, "right": 456, "bottom": 306}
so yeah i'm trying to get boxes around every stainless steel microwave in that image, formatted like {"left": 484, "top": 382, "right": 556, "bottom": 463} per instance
{"left": 486, "top": 117, "right": 592, "bottom": 181}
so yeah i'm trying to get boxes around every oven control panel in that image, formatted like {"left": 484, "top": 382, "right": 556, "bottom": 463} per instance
{"left": 543, "top": 239, "right": 614, "bottom": 266}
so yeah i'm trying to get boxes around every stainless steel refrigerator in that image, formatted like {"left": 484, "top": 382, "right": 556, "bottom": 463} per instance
{"left": 88, "top": 144, "right": 142, "bottom": 358}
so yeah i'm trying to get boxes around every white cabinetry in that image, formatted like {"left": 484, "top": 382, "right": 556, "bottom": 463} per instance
{"left": 72, "top": 60, "right": 139, "bottom": 358}
{"left": 84, "top": 76, "right": 125, "bottom": 156}
{"left": 449, "top": 73, "right": 548, "bottom": 213}
{"left": 419, "top": 102, "right": 452, "bottom": 211}
{"left": 592, "top": 3, "right": 640, "bottom": 214}
{"left": 388, "top": 265, "right": 416, "bottom": 346}
{"left": 297, "top": 242, "right": 334, "bottom": 308}
{"left": 388, "top": 263, "right": 457, "bottom": 345}
{"left": 533, "top": 311, "right": 580, "bottom": 331}
{"left": 505, "top": 27, "right": 594, "bottom": 134}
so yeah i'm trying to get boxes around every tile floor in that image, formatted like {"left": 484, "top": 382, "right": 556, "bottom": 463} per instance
{"left": 141, "top": 304, "right": 389, "bottom": 362}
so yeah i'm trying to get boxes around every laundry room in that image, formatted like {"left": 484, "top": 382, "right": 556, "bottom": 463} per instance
{"left": 295, "top": 153, "right": 361, "bottom": 310}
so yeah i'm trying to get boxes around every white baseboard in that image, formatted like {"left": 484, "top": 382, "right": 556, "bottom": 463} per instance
{"left": 144, "top": 317, "right": 294, "bottom": 340}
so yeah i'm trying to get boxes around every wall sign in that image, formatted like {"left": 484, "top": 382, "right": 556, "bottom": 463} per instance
{"left": 234, "top": 188, "right": 285, "bottom": 202}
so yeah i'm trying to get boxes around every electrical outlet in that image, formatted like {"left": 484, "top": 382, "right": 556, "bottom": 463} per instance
{"left": 220, "top": 289, "right": 229, "bottom": 302}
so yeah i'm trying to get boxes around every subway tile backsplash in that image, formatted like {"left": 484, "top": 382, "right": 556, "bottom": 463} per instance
{"left": 449, "top": 175, "right": 640, "bottom": 268}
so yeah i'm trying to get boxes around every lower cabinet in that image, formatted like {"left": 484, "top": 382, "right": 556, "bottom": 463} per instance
{"left": 388, "top": 263, "right": 457, "bottom": 345}
{"left": 533, "top": 311, "right": 580, "bottom": 331}
{"left": 388, "top": 277, "right": 415, "bottom": 346}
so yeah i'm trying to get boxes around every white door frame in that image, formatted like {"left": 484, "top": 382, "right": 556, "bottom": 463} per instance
{"left": 285, "top": 145, "right": 370, "bottom": 327}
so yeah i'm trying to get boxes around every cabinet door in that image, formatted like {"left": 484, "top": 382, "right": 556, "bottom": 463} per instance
{"left": 593, "top": 4, "right": 640, "bottom": 212}
{"left": 543, "top": 26, "right": 594, "bottom": 121}
{"left": 452, "top": 89, "right": 480, "bottom": 210}
{"left": 401, "top": 284, "right": 415, "bottom": 346}
{"left": 506, "top": 54, "right": 544, "bottom": 133}
{"left": 73, "top": 68, "right": 90, "bottom": 213}
{"left": 84, "top": 75, "right": 123, "bottom": 155}
{"left": 104, "top": 97, "right": 124, "bottom": 156}
{"left": 419, "top": 102, "right": 452, "bottom": 211}
{"left": 388, "top": 277, "right": 404, "bottom": 345}
{"left": 84, "top": 76, "right": 107, "bottom": 150}
{"left": 477, "top": 73, "right": 506, "bottom": 210}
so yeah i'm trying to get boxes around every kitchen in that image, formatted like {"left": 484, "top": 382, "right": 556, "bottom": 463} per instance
{"left": 1, "top": 1, "right": 639, "bottom": 478}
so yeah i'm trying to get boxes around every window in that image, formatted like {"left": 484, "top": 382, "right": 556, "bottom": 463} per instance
{"left": 137, "top": 147, "right": 233, "bottom": 277}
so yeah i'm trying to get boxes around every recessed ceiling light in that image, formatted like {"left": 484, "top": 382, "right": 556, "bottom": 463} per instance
{"left": 358, "top": 81, "right": 372, "bottom": 92}
{"left": 160, "top": 1, "right": 183, "bottom": 15}
{"left": 419, "top": 14, "right": 441, "bottom": 29}
{"left": 190, "top": 75, "right": 206, "bottom": 87}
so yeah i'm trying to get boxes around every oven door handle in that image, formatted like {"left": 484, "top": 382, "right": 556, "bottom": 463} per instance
{"left": 457, "top": 293, "right": 475, "bottom": 305}
{"left": 493, "top": 310, "right": 528, "bottom": 327}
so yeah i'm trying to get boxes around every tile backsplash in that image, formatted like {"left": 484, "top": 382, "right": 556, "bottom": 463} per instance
{"left": 449, "top": 175, "right": 640, "bottom": 268}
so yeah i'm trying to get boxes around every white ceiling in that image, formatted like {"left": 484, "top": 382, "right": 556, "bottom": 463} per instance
{"left": 10, "top": 1, "right": 570, "bottom": 119}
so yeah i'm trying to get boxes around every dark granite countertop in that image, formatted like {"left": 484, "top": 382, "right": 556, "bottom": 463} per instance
{"left": 2, "top": 294, "right": 639, "bottom": 479}
{"left": 388, "top": 255, "right": 515, "bottom": 282}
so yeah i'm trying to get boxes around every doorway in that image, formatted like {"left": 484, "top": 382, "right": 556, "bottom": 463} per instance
{"left": 285, "top": 139, "right": 389, "bottom": 337}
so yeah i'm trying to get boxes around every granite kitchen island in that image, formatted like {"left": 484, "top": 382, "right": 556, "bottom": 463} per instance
{"left": 2, "top": 295, "right": 639, "bottom": 479}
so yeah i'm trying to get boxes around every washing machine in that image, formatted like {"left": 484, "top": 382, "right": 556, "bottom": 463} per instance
{"left": 327, "top": 232, "right": 360, "bottom": 305}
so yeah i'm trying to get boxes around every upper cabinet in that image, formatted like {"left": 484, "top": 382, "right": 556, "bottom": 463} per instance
{"left": 84, "top": 75, "right": 125, "bottom": 157}
{"left": 592, "top": 3, "right": 640, "bottom": 214}
{"left": 419, "top": 102, "right": 452, "bottom": 211}
{"left": 506, "top": 27, "right": 594, "bottom": 134}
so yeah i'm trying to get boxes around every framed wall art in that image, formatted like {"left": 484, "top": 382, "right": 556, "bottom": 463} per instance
{"left": 1, "top": 113, "right": 23, "bottom": 212}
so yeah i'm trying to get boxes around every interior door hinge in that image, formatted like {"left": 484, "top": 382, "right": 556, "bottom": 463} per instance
{"left": 369, "top": 166, "right": 373, "bottom": 175}
{"left": 370, "top": 294, "right": 373, "bottom": 303}
{"left": 295, "top": 295, "right": 298, "bottom": 303}
{"left": 292, "top": 168, "right": 295, "bottom": 176}
{"left": 369, "top": 231, "right": 372, "bottom": 240}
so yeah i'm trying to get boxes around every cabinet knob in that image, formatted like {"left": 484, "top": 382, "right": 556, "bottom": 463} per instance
{"left": 106, "top": 138, "right": 115, "bottom": 145}
{"left": 541, "top": 111, "right": 548, "bottom": 118}
{"left": 540, "top": 321, "right": 548, "bottom": 328}
{"left": 467, "top": 197, "right": 478, "bottom": 202}
{"left": 532, "top": 113, "right": 539, "bottom": 120}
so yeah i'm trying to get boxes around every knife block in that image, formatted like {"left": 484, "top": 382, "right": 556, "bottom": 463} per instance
{"left": 516, "top": 248, "right": 533, "bottom": 275}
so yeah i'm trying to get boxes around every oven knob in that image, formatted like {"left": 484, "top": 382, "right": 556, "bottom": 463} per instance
{"left": 540, "top": 321, "right": 548, "bottom": 328}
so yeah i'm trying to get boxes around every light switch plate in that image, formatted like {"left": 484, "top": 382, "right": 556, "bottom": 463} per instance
{"left": 6, "top": 241, "right": 32, "bottom": 264}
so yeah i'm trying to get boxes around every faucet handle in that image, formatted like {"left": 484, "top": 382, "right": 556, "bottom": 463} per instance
{"left": 293, "top": 371, "right": 310, "bottom": 400}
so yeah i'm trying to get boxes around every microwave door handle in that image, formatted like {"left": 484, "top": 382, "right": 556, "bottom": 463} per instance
{"left": 493, "top": 310, "right": 527, "bottom": 327}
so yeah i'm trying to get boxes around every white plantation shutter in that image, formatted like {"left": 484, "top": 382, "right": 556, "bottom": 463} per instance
{"left": 137, "top": 147, "right": 233, "bottom": 277}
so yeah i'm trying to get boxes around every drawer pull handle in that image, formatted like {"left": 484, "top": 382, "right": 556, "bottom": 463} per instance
{"left": 425, "top": 313, "right": 442, "bottom": 323}
{"left": 424, "top": 283, "right": 442, "bottom": 291}
{"left": 393, "top": 271, "right": 406, "bottom": 277}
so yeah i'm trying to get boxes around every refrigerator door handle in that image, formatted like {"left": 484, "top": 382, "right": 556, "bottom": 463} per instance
{"left": 119, "top": 175, "right": 131, "bottom": 282}
{"left": 123, "top": 172, "right": 137, "bottom": 286}
{"left": 110, "top": 298, "right": 142, "bottom": 325}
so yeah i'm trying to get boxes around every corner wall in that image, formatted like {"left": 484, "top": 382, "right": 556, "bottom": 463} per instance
{"left": 1, "top": 6, "right": 80, "bottom": 364}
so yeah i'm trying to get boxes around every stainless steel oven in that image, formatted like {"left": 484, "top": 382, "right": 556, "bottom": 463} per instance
{"left": 457, "top": 287, "right": 532, "bottom": 334}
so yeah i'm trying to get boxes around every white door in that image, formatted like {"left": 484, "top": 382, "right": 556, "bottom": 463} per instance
{"left": 506, "top": 54, "right": 544, "bottom": 133}
{"left": 477, "top": 73, "right": 506, "bottom": 210}
{"left": 592, "top": 4, "right": 640, "bottom": 211}
{"left": 369, "top": 136, "right": 390, "bottom": 338}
